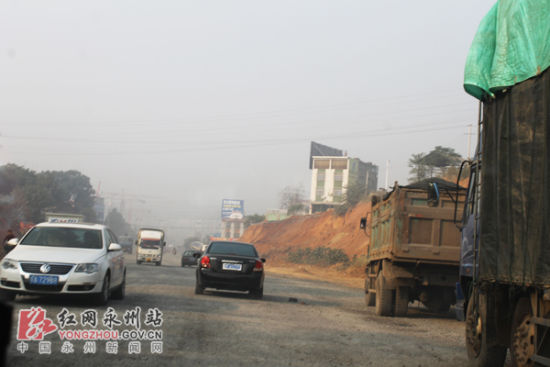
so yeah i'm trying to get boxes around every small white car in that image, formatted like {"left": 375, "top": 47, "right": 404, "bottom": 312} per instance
{"left": 0, "top": 222, "right": 126, "bottom": 305}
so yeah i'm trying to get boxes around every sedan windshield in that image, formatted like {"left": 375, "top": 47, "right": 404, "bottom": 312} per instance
{"left": 20, "top": 227, "right": 103, "bottom": 249}
{"left": 208, "top": 242, "right": 257, "bottom": 257}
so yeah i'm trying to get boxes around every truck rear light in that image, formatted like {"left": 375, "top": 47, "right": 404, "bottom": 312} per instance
{"left": 200, "top": 256, "right": 211, "bottom": 269}
{"left": 253, "top": 260, "right": 263, "bottom": 272}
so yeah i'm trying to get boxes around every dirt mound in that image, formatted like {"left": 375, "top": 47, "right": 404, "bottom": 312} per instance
{"left": 240, "top": 201, "right": 372, "bottom": 265}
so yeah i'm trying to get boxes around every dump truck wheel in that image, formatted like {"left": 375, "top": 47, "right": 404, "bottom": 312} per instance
{"left": 510, "top": 297, "right": 535, "bottom": 367}
{"left": 394, "top": 286, "right": 409, "bottom": 317}
{"left": 365, "top": 292, "right": 375, "bottom": 307}
{"left": 465, "top": 292, "right": 506, "bottom": 367}
{"left": 375, "top": 273, "right": 393, "bottom": 316}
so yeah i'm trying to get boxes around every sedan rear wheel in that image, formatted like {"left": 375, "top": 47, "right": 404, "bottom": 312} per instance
{"left": 194, "top": 282, "right": 204, "bottom": 295}
{"left": 250, "top": 287, "right": 263, "bottom": 299}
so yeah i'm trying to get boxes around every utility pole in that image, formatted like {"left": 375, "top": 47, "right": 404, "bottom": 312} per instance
{"left": 385, "top": 160, "right": 390, "bottom": 190}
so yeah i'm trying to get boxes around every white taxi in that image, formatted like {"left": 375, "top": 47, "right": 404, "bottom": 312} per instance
{"left": 0, "top": 222, "right": 126, "bottom": 305}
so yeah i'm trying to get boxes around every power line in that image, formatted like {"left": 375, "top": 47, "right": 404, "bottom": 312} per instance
{"left": 4, "top": 122, "right": 470, "bottom": 156}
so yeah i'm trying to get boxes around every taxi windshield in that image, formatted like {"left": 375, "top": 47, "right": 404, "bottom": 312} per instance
{"left": 20, "top": 227, "right": 103, "bottom": 249}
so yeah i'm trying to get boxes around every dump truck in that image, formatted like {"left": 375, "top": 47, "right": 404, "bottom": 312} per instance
{"left": 457, "top": 2, "right": 550, "bottom": 365}
{"left": 360, "top": 178, "right": 466, "bottom": 316}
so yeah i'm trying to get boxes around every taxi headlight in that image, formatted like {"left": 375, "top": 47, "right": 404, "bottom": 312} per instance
{"left": 74, "top": 263, "right": 99, "bottom": 274}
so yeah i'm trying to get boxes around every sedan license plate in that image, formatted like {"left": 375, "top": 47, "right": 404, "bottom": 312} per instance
{"left": 222, "top": 263, "right": 242, "bottom": 271}
{"left": 29, "top": 275, "right": 59, "bottom": 285}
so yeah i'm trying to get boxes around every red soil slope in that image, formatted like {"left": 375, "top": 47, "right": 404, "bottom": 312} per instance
{"left": 240, "top": 201, "right": 372, "bottom": 265}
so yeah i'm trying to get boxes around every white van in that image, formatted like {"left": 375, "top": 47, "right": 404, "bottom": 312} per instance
{"left": 135, "top": 228, "right": 165, "bottom": 266}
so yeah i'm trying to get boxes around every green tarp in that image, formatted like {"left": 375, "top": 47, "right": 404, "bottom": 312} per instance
{"left": 464, "top": 0, "right": 550, "bottom": 100}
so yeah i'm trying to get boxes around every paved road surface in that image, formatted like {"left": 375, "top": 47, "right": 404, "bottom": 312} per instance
{"left": 5, "top": 255, "right": 472, "bottom": 367}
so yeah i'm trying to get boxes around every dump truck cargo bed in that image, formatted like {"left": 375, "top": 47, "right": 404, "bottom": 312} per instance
{"left": 369, "top": 180, "right": 465, "bottom": 265}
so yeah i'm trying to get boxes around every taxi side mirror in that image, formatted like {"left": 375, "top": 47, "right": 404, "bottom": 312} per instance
{"left": 359, "top": 218, "right": 367, "bottom": 229}
{"left": 108, "top": 243, "right": 122, "bottom": 252}
{"left": 6, "top": 238, "right": 18, "bottom": 247}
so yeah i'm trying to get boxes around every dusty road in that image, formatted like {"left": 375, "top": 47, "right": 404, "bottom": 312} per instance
{"left": 5, "top": 254, "right": 472, "bottom": 367}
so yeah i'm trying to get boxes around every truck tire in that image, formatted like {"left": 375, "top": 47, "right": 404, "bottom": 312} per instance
{"left": 465, "top": 292, "right": 506, "bottom": 367}
{"left": 365, "top": 292, "right": 375, "bottom": 307}
{"left": 510, "top": 297, "right": 535, "bottom": 366}
{"left": 375, "top": 273, "right": 393, "bottom": 316}
{"left": 394, "top": 286, "right": 409, "bottom": 317}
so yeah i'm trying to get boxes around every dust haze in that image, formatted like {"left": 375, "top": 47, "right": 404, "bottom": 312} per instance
{"left": 0, "top": 1, "right": 494, "bottom": 240}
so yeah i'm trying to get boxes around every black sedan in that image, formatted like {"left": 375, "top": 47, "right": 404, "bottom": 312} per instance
{"left": 181, "top": 250, "right": 201, "bottom": 267}
{"left": 195, "top": 241, "right": 265, "bottom": 299}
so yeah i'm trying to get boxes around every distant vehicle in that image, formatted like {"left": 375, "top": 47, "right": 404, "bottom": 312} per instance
{"left": 181, "top": 250, "right": 201, "bottom": 267}
{"left": 0, "top": 222, "right": 126, "bottom": 305}
{"left": 189, "top": 241, "right": 208, "bottom": 253}
{"left": 118, "top": 235, "right": 134, "bottom": 254}
{"left": 195, "top": 241, "right": 265, "bottom": 299}
{"left": 135, "top": 228, "right": 165, "bottom": 266}
{"left": 360, "top": 179, "right": 466, "bottom": 316}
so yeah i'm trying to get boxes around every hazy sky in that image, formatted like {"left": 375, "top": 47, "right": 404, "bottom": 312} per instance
{"left": 0, "top": 1, "right": 495, "bottom": 234}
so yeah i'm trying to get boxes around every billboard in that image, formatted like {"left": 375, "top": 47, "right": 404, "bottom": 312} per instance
{"left": 221, "top": 199, "right": 244, "bottom": 220}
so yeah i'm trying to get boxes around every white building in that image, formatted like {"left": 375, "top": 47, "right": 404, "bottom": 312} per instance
{"left": 309, "top": 155, "right": 378, "bottom": 213}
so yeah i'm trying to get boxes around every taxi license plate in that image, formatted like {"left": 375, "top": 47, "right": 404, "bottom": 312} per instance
{"left": 222, "top": 263, "right": 242, "bottom": 271}
{"left": 29, "top": 275, "right": 59, "bottom": 285}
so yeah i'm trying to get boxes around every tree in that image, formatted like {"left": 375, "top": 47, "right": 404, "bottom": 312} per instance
{"left": 422, "top": 146, "right": 462, "bottom": 176}
{"left": 334, "top": 178, "right": 369, "bottom": 216}
{"left": 104, "top": 208, "right": 133, "bottom": 237}
{"left": 279, "top": 185, "right": 306, "bottom": 214}
{"left": 244, "top": 214, "right": 265, "bottom": 227}
{"left": 408, "top": 153, "right": 428, "bottom": 182}
{"left": 345, "top": 178, "right": 367, "bottom": 207}
{"left": 39, "top": 170, "right": 96, "bottom": 221}
{"left": 408, "top": 146, "right": 463, "bottom": 182}
{"left": 0, "top": 164, "right": 97, "bottom": 223}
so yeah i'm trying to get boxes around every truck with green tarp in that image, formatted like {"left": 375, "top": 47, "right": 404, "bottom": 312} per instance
{"left": 360, "top": 178, "right": 465, "bottom": 317}
{"left": 458, "top": 1, "right": 550, "bottom": 365}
